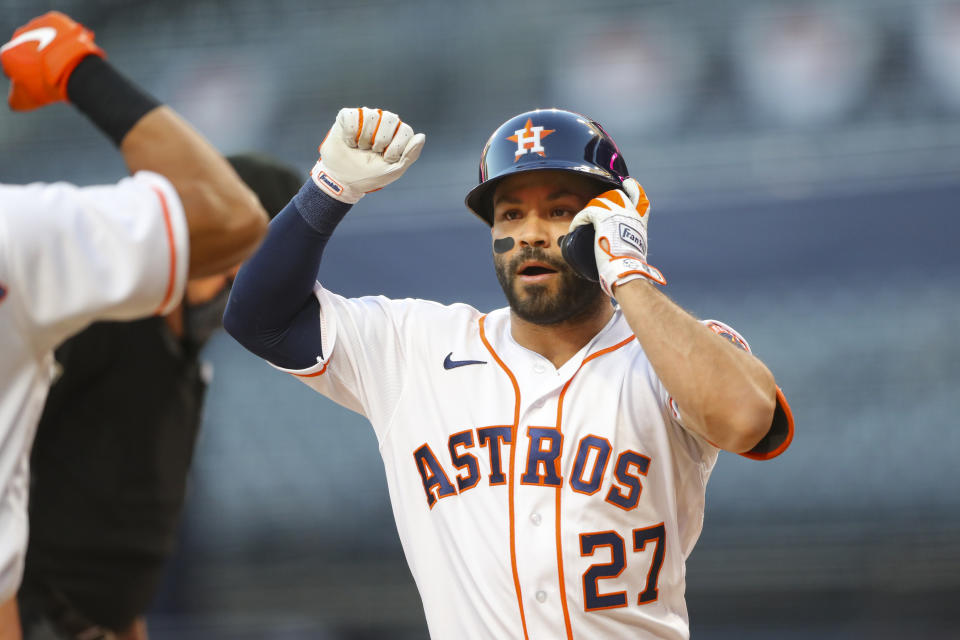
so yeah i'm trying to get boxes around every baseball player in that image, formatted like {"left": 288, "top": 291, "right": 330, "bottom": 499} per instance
{"left": 0, "top": 12, "right": 267, "bottom": 637}
{"left": 19, "top": 154, "right": 302, "bottom": 640}
{"left": 224, "top": 107, "right": 794, "bottom": 639}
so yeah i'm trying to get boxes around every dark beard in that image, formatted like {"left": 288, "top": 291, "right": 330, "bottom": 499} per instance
{"left": 494, "top": 247, "right": 607, "bottom": 326}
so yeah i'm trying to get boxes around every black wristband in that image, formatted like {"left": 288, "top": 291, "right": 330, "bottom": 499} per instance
{"left": 66, "top": 55, "right": 161, "bottom": 147}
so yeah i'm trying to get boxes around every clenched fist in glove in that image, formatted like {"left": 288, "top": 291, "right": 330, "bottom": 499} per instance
{"left": 311, "top": 107, "right": 425, "bottom": 204}
{"left": 0, "top": 11, "right": 104, "bottom": 111}
{"left": 563, "top": 178, "right": 665, "bottom": 296}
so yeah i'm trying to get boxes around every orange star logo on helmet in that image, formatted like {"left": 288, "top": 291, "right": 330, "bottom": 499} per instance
{"left": 506, "top": 118, "right": 555, "bottom": 161}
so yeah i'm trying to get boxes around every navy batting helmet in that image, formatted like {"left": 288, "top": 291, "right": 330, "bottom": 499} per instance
{"left": 465, "top": 108, "right": 629, "bottom": 225}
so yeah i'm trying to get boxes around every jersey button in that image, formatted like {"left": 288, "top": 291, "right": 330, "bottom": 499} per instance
{"left": 530, "top": 512, "right": 542, "bottom": 526}
{"left": 535, "top": 590, "right": 547, "bottom": 603}
{"left": 533, "top": 362, "right": 546, "bottom": 374}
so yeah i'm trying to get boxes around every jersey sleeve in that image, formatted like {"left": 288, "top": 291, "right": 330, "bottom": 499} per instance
{"left": 0, "top": 172, "right": 189, "bottom": 352}
{"left": 271, "top": 284, "right": 415, "bottom": 434}
{"left": 657, "top": 319, "right": 795, "bottom": 461}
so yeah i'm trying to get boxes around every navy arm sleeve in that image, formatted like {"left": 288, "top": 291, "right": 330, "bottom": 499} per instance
{"left": 223, "top": 180, "right": 350, "bottom": 369}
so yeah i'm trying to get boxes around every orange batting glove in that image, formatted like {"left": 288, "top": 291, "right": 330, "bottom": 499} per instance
{"left": 0, "top": 11, "right": 105, "bottom": 111}
{"left": 567, "top": 179, "right": 666, "bottom": 296}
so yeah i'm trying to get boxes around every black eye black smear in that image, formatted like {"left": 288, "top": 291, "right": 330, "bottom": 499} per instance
{"left": 493, "top": 237, "right": 515, "bottom": 254}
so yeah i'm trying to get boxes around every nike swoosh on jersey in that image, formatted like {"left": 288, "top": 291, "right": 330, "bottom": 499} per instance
{"left": 1, "top": 27, "right": 57, "bottom": 53}
{"left": 443, "top": 352, "right": 487, "bottom": 370}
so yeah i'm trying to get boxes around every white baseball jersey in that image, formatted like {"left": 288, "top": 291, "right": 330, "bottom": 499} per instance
{"left": 0, "top": 172, "right": 189, "bottom": 602}
{"left": 278, "top": 286, "right": 791, "bottom": 639}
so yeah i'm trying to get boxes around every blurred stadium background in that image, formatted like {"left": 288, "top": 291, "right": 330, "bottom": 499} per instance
{"left": 2, "top": 0, "right": 959, "bottom": 638}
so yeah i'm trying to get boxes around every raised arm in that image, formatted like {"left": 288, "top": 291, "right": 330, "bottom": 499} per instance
{"left": 224, "top": 107, "right": 424, "bottom": 368}
{"left": 614, "top": 282, "right": 776, "bottom": 452}
{"left": 565, "top": 180, "right": 781, "bottom": 454}
{"left": 1, "top": 11, "right": 268, "bottom": 277}
{"left": 115, "top": 104, "right": 265, "bottom": 276}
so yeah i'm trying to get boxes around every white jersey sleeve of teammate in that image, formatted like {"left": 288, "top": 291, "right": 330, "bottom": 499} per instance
{"left": 0, "top": 171, "right": 189, "bottom": 603}
{"left": 0, "top": 171, "right": 189, "bottom": 352}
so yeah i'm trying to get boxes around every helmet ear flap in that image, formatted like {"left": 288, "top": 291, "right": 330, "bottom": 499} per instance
{"left": 560, "top": 225, "right": 599, "bottom": 282}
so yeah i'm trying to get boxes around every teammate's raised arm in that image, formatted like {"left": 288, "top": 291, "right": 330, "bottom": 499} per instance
{"left": 0, "top": 11, "right": 268, "bottom": 277}
{"left": 114, "top": 105, "right": 266, "bottom": 277}
{"left": 0, "top": 13, "right": 275, "bottom": 636}
{"left": 224, "top": 107, "right": 424, "bottom": 369}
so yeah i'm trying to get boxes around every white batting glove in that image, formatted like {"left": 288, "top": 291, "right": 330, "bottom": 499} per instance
{"left": 568, "top": 178, "right": 666, "bottom": 296}
{"left": 311, "top": 107, "right": 425, "bottom": 204}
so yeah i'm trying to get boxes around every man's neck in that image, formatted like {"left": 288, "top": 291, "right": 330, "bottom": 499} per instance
{"left": 509, "top": 301, "right": 615, "bottom": 369}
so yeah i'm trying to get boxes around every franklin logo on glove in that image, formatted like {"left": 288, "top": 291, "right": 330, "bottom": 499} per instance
{"left": 567, "top": 179, "right": 665, "bottom": 295}
{"left": 314, "top": 171, "right": 344, "bottom": 196}
{"left": 618, "top": 222, "right": 645, "bottom": 255}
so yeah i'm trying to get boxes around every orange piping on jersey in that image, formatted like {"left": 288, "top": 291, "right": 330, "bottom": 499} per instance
{"left": 478, "top": 315, "right": 530, "bottom": 640}
{"left": 519, "top": 426, "right": 563, "bottom": 487}
{"left": 554, "top": 334, "right": 635, "bottom": 639}
{"left": 292, "top": 354, "right": 332, "bottom": 378}
{"left": 150, "top": 186, "right": 178, "bottom": 316}
{"left": 739, "top": 386, "right": 795, "bottom": 461}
